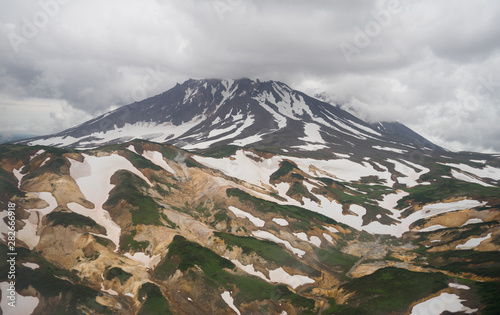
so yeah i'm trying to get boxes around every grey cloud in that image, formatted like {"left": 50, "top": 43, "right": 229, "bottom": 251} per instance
{"left": 0, "top": 0, "right": 499, "bottom": 151}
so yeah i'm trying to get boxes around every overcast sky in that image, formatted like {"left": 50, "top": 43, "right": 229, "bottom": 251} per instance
{"left": 1, "top": 0, "right": 499, "bottom": 152}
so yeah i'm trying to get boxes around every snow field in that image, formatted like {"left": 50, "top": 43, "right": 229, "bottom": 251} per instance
{"left": 194, "top": 149, "right": 486, "bottom": 238}
{"left": 387, "top": 159, "right": 429, "bottom": 187}
{"left": 410, "top": 293, "right": 477, "bottom": 314}
{"left": 15, "top": 192, "right": 58, "bottom": 249}
{"left": 68, "top": 154, "right": 153, "bottom": 249}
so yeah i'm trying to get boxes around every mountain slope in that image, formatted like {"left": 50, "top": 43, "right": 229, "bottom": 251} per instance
{"left": 20, "top": 78, "right": 441, "bottom": 158}
{"left": 2, "top": 78, "right": 500, "bottom": 314}
{"left": 1, "top": 139, "right": 499, "bottom": 314}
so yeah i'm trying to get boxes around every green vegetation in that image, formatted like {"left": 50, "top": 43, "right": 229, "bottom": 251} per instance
{"left": 105, "top": 170, "right": 162, "bottom": 226}
{"left": 199, "top": 145, "right": 240, "bottom": 158}
{"left": 155, "top": 235, "right": 234, "bottom": 279}
{"left": 120, "top": 150, "right": 162, "bottom": 171}
{"left": 160, "top": 213, "right": 178, "bottom": 229}
{"left": 0, "top": 167, "right": 25, "bottom": 198}
{"left": 170, "top": 202, "right": 230, "bottom": 228}
{"left": 435, "top": 222, "right": 498, "bottom": 246}
{"left": 426, "top": 250, "right": 500, "bottom": 278}
{"left": 270, "top": 160, "right": 296, "bottom": 181}
{"left": 120, "top": 230, "right": 150, "bottom": 252}
{"left": 105, "top": 267, "right": 132, "bottom": 285}
{"left": 155, "top": 235, "right": 315, "bottom": 309}
{"left": 315, "top": 247, "right": 358, "bottom": 276}
{"left": 226, "top": 188, "right": 341, "bottom": 229}
{"left": 398, "top": 179, "right": 500, "bottom": 208}
{"left": 323, "top": 298, "right": 351, "bottom": 314}
{"left": 94, "top": 235, "right": 112, "bottom": 248}
{"left": 0, "top": 144, "right": 34, "bottom": 161}
{"left": 215, "top": 232, "right": 320, "bottom": 276}
{"left": 337, "top": 267, "right": 450, "bottom": 315}
{"left": 212, "top": 209, "right": 231, "bottom": 227}
{"left": 288, "top": 181, "right": 309, "bottom": 196}
{"left": 46, "top": 211, "right": 105, "bottom": 233}
{"left": 159, "top": 146, "right": 179, "bottom": 160}
{"left": 477, "top": 281, "right": 500, "bottom": 315}
{"left": 138, "top": 283, "right": 172, "bottom": 315}
{"left": 23, "top": 156, "right": 69, "bottom": 180}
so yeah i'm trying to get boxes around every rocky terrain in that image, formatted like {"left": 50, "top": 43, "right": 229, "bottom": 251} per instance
{"left": 1, "top": 79, "right": 499, "bottom": 314}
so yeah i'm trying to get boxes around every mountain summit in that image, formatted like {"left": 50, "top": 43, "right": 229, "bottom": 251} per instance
{"left": 22, "top": 78, "right": 436, "bottom": 156}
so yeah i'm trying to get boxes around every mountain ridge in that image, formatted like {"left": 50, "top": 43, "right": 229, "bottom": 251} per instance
{"left": 19, "top": 78, "right": 442, "bottom": 158}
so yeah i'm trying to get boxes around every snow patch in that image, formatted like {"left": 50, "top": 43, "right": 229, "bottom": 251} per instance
{"left": 462, "top": 218, "right": 483, "bottom": 226}
{"left": 299, "top": 123, "right": 326, "bottom": 144}
{"left": 22, "top": 262, "right": 40, "bottom": 270}
{"left": 293, "top": 232, "right": 321, "bottom": 247}
{"left": 456, "top": 233, "right": 492, "bottom": 250}
{"left": 228, "top": 206, "right": 265, "bottom": 227}
{"left": 231, "top": 261, "right": 314, "bottom": 289}
{"left": 324, "top": 226, "right": 339, "bottom": 233}
{"left": 268, "top": 267, "right": 315, "bottom": 289}
{"left": 323, "top": 233, "right": 334, "bottom": 244}
{"left": 372, "top": 146, "right": 407, "bottom": 154}
{"left": 221, "top": 291, "right": 240, "bottom": 315}
{"left": 418, "top": 225, "right": 448, "bottom": 232}
{"left": 451, "top": 169, "right": 494, "bottom": 187}
{"left": 142, "top": 150, "right": 177, "bottom": 175}
{"left": 272, "top": 218, "right": 289, "bottom": 226}
{"left": 449, "top": 283, "right": 470, "bottom": 290}
{"left": 410, "top": 293, "right": 477, "bottom": 314}
{"left": 440, "top": 163, "right": 500, "bottom": 181}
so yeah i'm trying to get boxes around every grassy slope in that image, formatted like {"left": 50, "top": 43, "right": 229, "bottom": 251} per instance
{"left": 154, "top": 235, "right": 315, "bottom": 311}
{"left": 215, "top": 232, "right": 320, "bottom": 277}
{"left": 335, "top": 267, "right": 450, "bottom": 315}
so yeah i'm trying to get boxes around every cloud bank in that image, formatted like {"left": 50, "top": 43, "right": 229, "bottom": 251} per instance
{"left": 1, "top": 0, "right": 499, "bottom": 152}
